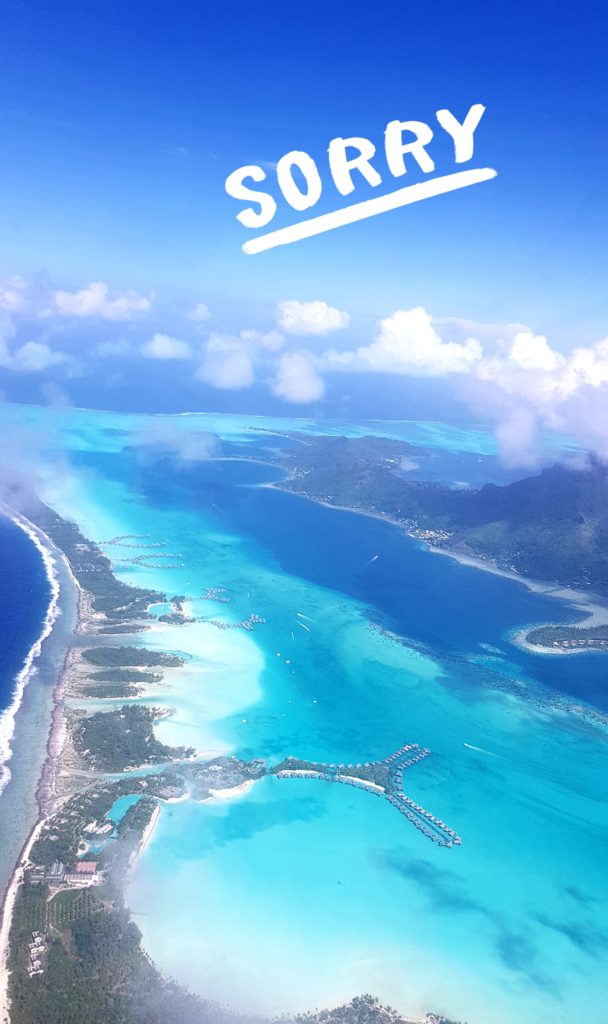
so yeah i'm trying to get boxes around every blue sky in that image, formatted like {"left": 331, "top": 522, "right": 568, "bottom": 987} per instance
{"left": 1, "top": 1, "right": 607, "bottom": 334}
{"left": 1, "top": 2, "right": 608, "bottom": 458}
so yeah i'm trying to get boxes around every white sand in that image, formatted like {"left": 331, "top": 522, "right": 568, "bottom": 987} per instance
{"left": 139, "top": 804, "right": 161, "bottom": 855}
{"left": 207, "top": 780, "right": 256, "bottom": 801}
{"left": 0, "top": 817, "right": 46, "bottom": 1020}
{"left": 339, "top": 775, "right": 385, "bottom": 793}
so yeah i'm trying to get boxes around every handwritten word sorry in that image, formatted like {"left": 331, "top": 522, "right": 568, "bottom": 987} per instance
{"left": 226, "top": 104, "right": 496, "bottom": 255}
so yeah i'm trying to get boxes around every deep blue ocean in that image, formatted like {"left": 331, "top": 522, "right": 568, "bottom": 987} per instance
{"left": 0, "top": 517, "right": 51, "bottom": 719}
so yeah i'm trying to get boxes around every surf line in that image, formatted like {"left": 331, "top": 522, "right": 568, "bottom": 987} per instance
{"left": 225, "top": 104, "right": 498, "bottom": 253}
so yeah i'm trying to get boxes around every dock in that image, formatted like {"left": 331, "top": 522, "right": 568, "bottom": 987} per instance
{"left": 274, "top": 744, "right": 462, "bottom": 848}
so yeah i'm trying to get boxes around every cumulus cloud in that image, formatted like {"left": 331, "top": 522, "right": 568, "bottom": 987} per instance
{"left": 0, "top": 275, "right": 28, "bottom": 313}
{"left": 197, "top": 336, "right": 255, "bottom": 390}
{"left": 10, "top": 341, "right": 71, "bottom": 372}
{"left": 322, "top": 307, "right": 482, "bottom": 377}
{"left": 195, "top": 329, "right": 284, "bottom": 390}
{"left": 307, "top": 304, "right": 608, "bottom": 464}
{"left": 46, "top": 281, "right": 151, "bottom": 320}
{"left": 141, "top": 333, "right": 192, "bottom": 360}
{"left": 271, "top": 350, "right": 325, "bottom": 403}
{"left": 277, "top": 299, "right": 350, "bottom": 335}
{"left": 187, "top": 302, "right": 211, "bottom": 322}
{"left": 508, "top": 332, "right": 566, "bottom": 373}
{"left": 0, "top": 326, "right": 71, "bottom": 373}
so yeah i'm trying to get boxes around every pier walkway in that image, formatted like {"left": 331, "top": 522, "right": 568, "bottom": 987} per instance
{"left": 275, "top": 744, "right": 462, "bottom": 848}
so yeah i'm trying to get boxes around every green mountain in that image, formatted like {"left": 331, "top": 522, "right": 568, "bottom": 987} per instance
{"left": 278, "top": 437, "right": 608, "bottom": 595}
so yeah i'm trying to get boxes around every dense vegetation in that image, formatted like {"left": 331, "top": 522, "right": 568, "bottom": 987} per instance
{"left": 72, "top": 705, "right": 194, "bottom": 771}
{"left": 30, "top": 772, "right": 185, "bottom": 867}
{"left": 9, "top": 892, "right": 230, "bottom": 1024}
{"left": 82, "top": 667, "right": 163, "bottom": 699}
{"left": 81, "top": 646, "right": 184, "bottom": 668}
{"left": 293, "top": 995, "right": 461, "bottom": 1024}
{"left": 13, "top": 486, "right": 466, "bottom": 1024}
{"left": 526, "top": 622, "right": 608, "bottom": 648}
{"left": 26, "top": 501, "right": 164, "bottom": 621}
{"left": 279, "top": 435, "right": 432, "bottom": 517}
{"left": 9, "top": 896, "right": 460, "bottom": 1024}
{"left": 90, "top": 669, "right": 163, "bottom": 683}
{"left": 279, "top": 437, "right": 608, "bottom": 596}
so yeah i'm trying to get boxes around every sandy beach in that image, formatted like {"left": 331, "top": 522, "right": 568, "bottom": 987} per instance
{"left": 139, "top": 803, "right": 161, "bottom": 854}
{"left": 208, "top": 780, "right": 255, "bottom": 800}
{"left": 0, "top": 507, "right": 81, "bottom": 1019}
{"left": 340, "top": 775, "right": 385, "bottom": 793}
{"left": 0, "top": 816, "right": 46, "bottom": 1021}
{"left": 270, "top": 482, "right": 608, "bottom": 652}
{"left": 428, "top": 546, "right": 608, "bottom": 653}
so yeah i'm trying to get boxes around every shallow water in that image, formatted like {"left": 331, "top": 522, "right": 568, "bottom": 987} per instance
{"left": 2, "top": 403, "right": 607, "bottom": 1024}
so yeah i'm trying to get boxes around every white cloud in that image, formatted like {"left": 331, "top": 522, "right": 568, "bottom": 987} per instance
{"left": 240, "top": 328, "right": 284, "bottom": 351}
{"left": 508, "top": 332, "right": 565, "bottom": 372}
{"left": 197, "top": 340, "right": 255, "bottom": 390}
{"left": 133, "top": 420, "right": 220, "bottom": 462}
{"left": 271, "top": 350, "right": 325, "bottom": 403}
{"left": 141, "top": 333, "right": 192, "bottom": 360}
{"left": 323, "top": 307, "right": 482, "bottom": 377}
{"left": 433, "top": 316, "right": 528, "bottom": 343}
{"left": 297, "top": 304, "right": 608, "bottom": 462}
{"left": 460, "top": 328, "right": 608, "bottom": 464}
{"left": 195, "top": 329, "right": 284, "bottom": 390}
{"left": 277, "top": 299, "right": 350, "bottom": 335}
{"left": 187, "top": 302, "right": 211, "bottom": 322}
{"left": 0, "top": 275, "right": 28, "bottom": 313}
{"left": 47, "top": 281, "right": 151, "bottom": 320}
{"left": 0, "top": 337, "right": 70, "bottom": 373}
{"left": 0, "top": 315, "right": 16, "bottom": 364}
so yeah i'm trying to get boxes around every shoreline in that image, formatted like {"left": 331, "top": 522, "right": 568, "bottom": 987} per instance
{"left": 206, "top": 779, "right": 256, "bottom": 801}
{"left": 0, "top": 817, "right": 47, "bottom": 1023}
{"left": 0, "top": 473, "right": 601, "bottom": 1024}
{"left": 0, "top": 506, "right": 62, "bottom": 798}
{"left": 0, "top": 506, "right": 81, "bottom": 1019}
{"left": 139, "top": 803, "right": 161, "bottom": 855}
{"left": 270, "top": 482, "right": 608, "bottom": 650}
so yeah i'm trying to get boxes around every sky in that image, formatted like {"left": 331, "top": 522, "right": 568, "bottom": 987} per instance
{"left": 1, "top": 1, "right": 608, "bottom": 461}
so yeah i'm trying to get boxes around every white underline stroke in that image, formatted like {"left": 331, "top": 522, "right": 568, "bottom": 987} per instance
{"left": 243, "top": 167, "right": 498, "bottom": 255}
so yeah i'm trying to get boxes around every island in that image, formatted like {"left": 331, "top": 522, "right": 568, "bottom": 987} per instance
{"left": 0, "top": 499, "right": 462, "bottom": 1024}
{"left": 272, "top": 435, "right": 608, "bottom": 651}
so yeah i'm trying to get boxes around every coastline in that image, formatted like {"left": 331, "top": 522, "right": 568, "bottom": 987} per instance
{"left": 0, "top": 506, "right": 62, "bottom": 798}
{"left": 207, "top": 779, "right": 255, "bottom": 801}
{"left": 0, "top": 506, "right": 80, "bottom": 1019}
{"left": 139, "top": 803, "right": 161, "bottom": 855}
{"left": 0, "top": 817, "right": 47, "bottom": 1024}
{"left": 270, "top": 482, "right": 608, "bottom": 651}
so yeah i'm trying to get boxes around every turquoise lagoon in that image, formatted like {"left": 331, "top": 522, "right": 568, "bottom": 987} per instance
{"left": 3, "top": 403, "right": 607, "bottom": 1024}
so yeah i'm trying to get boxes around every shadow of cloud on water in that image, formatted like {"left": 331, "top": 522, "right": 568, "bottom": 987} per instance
{"left": 534, "top": 911, "right": 608, "bottom": 959}
{"left": 370, "top": 846, "right": 560, "bottom": 994}
{"left": 196, "top": 792, "right": 328, "bottom": 854}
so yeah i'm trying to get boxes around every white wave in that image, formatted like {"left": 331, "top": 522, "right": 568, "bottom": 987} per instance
{"left": 0, "top": 507, "right": 62, "bottom": 797}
